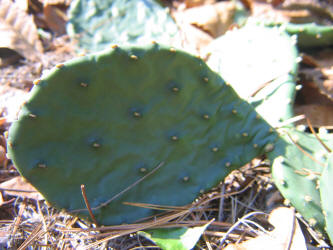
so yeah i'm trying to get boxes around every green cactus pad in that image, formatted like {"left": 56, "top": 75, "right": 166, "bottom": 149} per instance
{"left": 320, "top": 153, "right": 333, "bottom": 244}
{"left": 282, "top": 23, "right": 333, "bottom": 49}
{"left": 269, "top": 129, "right": 333, "bottom": 234}
{"left": 264, "top": 23, "right": 333, "bottom": 49}
{"left": 67, "top": 0, "right": 181, "bottom": 52}
{"left": 204, "top": 25, "right": 299, "bottom": 127}
{"left": 7, "top": 44, "right": 277, "bottom": 225}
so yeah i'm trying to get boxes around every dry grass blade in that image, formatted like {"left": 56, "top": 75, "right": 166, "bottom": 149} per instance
{"left": 10, "top": 198, "right": 26, "bottom": 240}
{"left": 286, "top": 132, "right": 326, "bottom": 167}
{"left": 84, "top": 209, "right": 191, "bottom": 249}
{"left": 122, "top": 201, "right": 190, "bottom": 211}
{"left": 17, "top": 223, "right": 43, "bottom": 250}
{"left": 71, "top": 162, "right": 164, "bottom": 213}
{"left": 306, "top": 117, "right": 332, "bottom": 153}
{"left": 0, "top": 0, "right": 43, "bottom": 61}
{"left": 219, "top": 211, "right": 267, "bottom": 246}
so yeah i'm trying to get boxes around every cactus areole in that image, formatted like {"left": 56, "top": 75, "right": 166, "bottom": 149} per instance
{"left": 7, "top": 44, "right": 277, "bottom": 225}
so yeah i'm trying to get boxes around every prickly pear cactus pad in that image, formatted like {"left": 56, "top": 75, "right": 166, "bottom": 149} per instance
{"left": 320, "top": 153, "right": 333, "bottom": 244}
{"left": 205, "top": 25, "right": 298, "bottom": 99}
{"left": 7, "top": 44, "right": 277, "bottom": 225}
{"left": 265, "top": 23, "right": 333, "bottom": 49}
{"left": 204, "top": 25, "right": 299, "bottom": 127}
{"left": 268, "top": 129, "right": 333, "bottom": 234}
{"left": 67, "top": 0, "right": 181, "bottom": 52}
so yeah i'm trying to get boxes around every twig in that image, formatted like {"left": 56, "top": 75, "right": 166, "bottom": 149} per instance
{"left": 84, "top": 208, "right": 190, "bottom": 249}
{"left": 218, "top": 183, "right": 225, "bottom": 222}
{"left": 10, "top": 198, "right": 26, "bottom": 240}
{"left": 122, "top": 201, "right": 189, "bottom": 211}
{"left": 287, "top": 132, "right": 326, "bottom": 167}
{"left": 72, "top": 162, "right": 164, "bottom": 212}
{"left": 306, "top": 118, "right": 332, "bottom": 153}
{"left": 81, "top": 184, "right": 98, "bottom": 226}
{"left": 275, "top": 114, "right": 305, "bottom": 128}
{"left": 36, "top": 200, "right": 49, "bottom": 246}
{"left": 286, "top": 207, "right": 296, "bottom": 250}
{"left": 95, "top": 162, "right": 164, "bottom": 210}
{"left": 60, "top": 220, "right": 231, "bottom": 233}
{"left": 18, "top": 223, "right": 43, "bottom": 250}
{"left": 219, "top": 211, "right": 266, "bottom": 247}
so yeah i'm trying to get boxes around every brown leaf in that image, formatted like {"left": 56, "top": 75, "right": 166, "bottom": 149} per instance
{"left": 239, "top": 0, "right": 253, "bottom": 11}
{"left": 282, "top": 0, "right": 333, "bottom": 22}
{"left": 185, "top": 0, "right": 215, "bottom": 9}
{"left": 43, "top": 2, "right": 67, "bottom": 35}
{"left": 299, "top": 50, "right": 333, "bottom": 101}
{"left": 0, "top": 84, "right": 28, "bottom": 124}
{"left": 251, "top": 0, "right": 332, "bottom": 24}
{"left": 0, "top": 145, "right": 6, "bottom": 167}
{"left": 294, "top": 104, "right": 333, "bottom": 128}
{"left": 173, "top": 12, "right": 213, "bottom": 54}
{"left": 43, "top": 0, "right": 71, "bottom": 5}
{"left": 311, "top": 50, "right": 333, "bottom": 100}
{"left": 176, "top": 2, "right": 237, "bottom": 38}
{"left": 225, "top": 207, "right": 307, "bottom": 250}
{"left": 0, "top": 176, "right": 44, "bottom": 200}
{"left": 0, "top": 0, "right": 43, "bottom": 61}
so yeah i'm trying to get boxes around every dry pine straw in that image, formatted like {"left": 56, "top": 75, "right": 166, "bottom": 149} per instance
{"left": 0, "top": 157, "right": 322, "bottom": 250}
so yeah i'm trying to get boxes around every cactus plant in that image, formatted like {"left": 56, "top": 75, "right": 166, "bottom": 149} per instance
{"left": 140, "top": 222, "right": 211, "bottom": 250}
{"left": 320, "top": 153, "right": 333, "bottom": 244}
{"left": 204, "top": 24, "right": 299, "bottom": 127}
{"left": 268, "top": 128, "right": 333, "bottom": 235}
{"left": 264, "top": 23, "right": 333, "bottom": 49}
{"left": 7, "top": 44, "right": 277, "bottom": 225}
{"left": 67, "top": 0, "right": 181, "bottom": 53}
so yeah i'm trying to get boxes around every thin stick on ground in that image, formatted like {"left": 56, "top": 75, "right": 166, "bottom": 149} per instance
{"left": 218, "top": 182, "right": 225, "bottom": 222}
{"left": 18, "top": 223, "right": 43, "bottom": 250}
{"left": 306, "top": 117, "right": 332, "bottom": 153}
{"left": 10, "top": 198, "right": 26, "bottom": 241}
{"left": 72, "top": 162, "right": 164, "bottom": 213}
{"left": 84, "top": 208, "right": 191, "bottom": 249}
{"left": 36, "top": 200, "right": 49, "bottom": 246}
{"left": 81, "top": 184, "right": 98, "bottom": 226}
{"left": 287, "top": 132, "right": 326, "bottom": 167}
{"left": 219, "top": 211, "right": 267, "bottom": 247}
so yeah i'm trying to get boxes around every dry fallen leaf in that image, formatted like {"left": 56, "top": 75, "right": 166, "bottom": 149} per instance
{"left": 307, "top": 50, "right": 333, "bottom": 100}
{"left": 43, "top": 0, "right": 68, "bottom": 35}
{"left": 282, "top": 0, "right": 333, "bottom": 22}
{"left": 251, "top": 0, "right": 333, "bottom": 24}
{"left": 0, "top": 84, "right": 28, "bottom": 124}
{"left": 0, "top": 145, "right": 6, "bottom": 167}
{"left": 0, "top": 176, "right": 44, "bottom": 200}
{"left": 40, "top": 0, "right": 71, "bottom": 5}
{"left": 185, "top": 0, "right": 215, "bottom": 8}
{"left": 295, "top": 104, "right": 333, "bottom": 128}
{"left": 303, "top": 68, "right": 333, "bottom": 101}
{"left": 173, "top": 16, "right": 213, "bottom": 54}
{"left": 175, "top": 1, "right": 237, "bottom": 38}
{"left": 0, "top": 0, "right": 43, "bottom": 61}
{"left": 225, "top": 207, "right": 307, "bottom": 250}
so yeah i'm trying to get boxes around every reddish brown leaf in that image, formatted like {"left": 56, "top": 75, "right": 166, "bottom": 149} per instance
{"left": 43, "top": 3, "right": 67, "bottom": 35}
{"left": 185, "top": 0, "right": 215, "bottom": 8}
{"left": 294, "top": 104, "right": 333, "bottom": 128}
{"left": 0, "top": 176, "right": 44, "bottom": 200}
{"left": 0, "top": 0, "right": 43, "bottom": 61}
{"left": 175, "top": 2, "right": 237, "bottom": 38}
{"left": 225, "top": 207, "right": 306, "bottom": 250}
{"left": 0, "top": 145, "right": 6, "bottom": 167}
